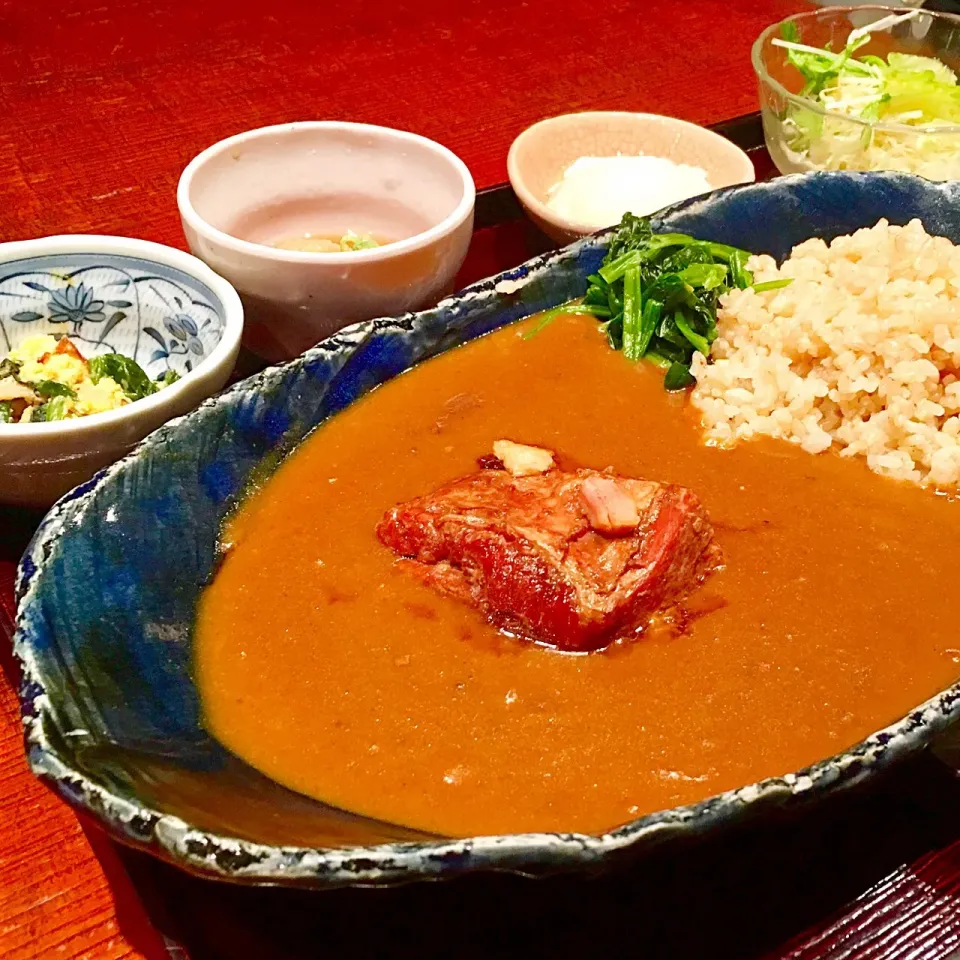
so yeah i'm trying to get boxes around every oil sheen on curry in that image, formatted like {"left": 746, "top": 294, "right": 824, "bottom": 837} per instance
{"left": 195, "top": 313, "right": 960, "bottom": 838}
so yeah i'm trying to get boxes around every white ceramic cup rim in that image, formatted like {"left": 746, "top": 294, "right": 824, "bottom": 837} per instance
{"left": 0, "top": 234, "right": 243, "bottom": 438}
{"left": 177, "top": 121, "right": 477, "bottom": 264}
{"left": 507, "top": 111, "right": 756, "bottom": 237}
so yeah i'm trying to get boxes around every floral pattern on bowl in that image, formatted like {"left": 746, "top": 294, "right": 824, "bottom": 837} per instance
{"left": 0, "top": 254, "right": 224, "bottom": 376}
{"left": 0, "top": 237, "right": 243, "bottom": 509}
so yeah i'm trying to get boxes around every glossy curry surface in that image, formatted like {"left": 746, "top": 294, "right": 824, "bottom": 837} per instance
{"left": 195, "top": 314, "right": 960, "bottom": 837}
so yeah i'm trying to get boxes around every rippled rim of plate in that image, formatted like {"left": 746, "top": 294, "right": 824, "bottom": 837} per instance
{"left": 13, "top": 172, "right": 960, "bottom": 887}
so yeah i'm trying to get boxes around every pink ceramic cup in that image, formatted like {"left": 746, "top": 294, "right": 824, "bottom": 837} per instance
{"left": 178, "top": 122, "right": 475, "bottom": 362}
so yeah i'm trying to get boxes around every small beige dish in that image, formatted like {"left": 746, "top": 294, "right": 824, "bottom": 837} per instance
{"left": 178, "top": 122, "right": 476, "bottom": 362}
{"left": 508, "top": 112, "right": 756, "bottom": 244}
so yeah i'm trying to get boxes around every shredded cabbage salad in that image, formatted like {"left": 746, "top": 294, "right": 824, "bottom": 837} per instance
{"left": 774, "top": 10, "right": 960, "bottom": 179}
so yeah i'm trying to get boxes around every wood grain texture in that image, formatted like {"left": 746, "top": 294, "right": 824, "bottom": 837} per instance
{"left": 0, "top": 565, "right": 168, "bottom": 959}
{"left": 771, "top": 842, "right": 960, "bottom": 960}
{"left": 0, "top": 0, "right": 802, "bottom": 249}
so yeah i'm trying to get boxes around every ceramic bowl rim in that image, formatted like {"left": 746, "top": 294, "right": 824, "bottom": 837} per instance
{"left": 506, "top": 111, "right": 757, "bottom": 237}
{"left": 177, "top": 120, "right": 477, "bottom": 265}
{"left": 751, "top": 5, "right": 960, "bottom": 136}
{"left": 15, "top": 171, "right": 960, "bottom": 886}
{"left": 0, "top": 234, "right": 244, "bottom": 439}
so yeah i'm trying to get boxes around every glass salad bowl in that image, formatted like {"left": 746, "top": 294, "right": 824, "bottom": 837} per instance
{"left": 753, "top": 5, "right": 960, "bottom": 179}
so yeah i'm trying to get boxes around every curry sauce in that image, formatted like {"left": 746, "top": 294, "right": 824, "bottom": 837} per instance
{"left": 195, "top": 313, "right": 960, "bottom": 837}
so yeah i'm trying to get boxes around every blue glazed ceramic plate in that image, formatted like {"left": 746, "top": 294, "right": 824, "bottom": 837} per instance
{"left": 14, "top": 172, "right": 960, "bottom": 888}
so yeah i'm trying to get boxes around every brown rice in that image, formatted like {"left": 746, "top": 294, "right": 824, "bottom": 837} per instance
{"left": 690, "top": 218, "right": 960, "bottom": 488}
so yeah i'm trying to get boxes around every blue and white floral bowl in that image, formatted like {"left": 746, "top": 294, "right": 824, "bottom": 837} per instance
{"left": 0, "top": 235, "right": 243, "bottom": 506}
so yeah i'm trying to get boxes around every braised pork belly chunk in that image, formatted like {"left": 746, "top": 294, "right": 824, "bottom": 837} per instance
{"left": 377, "top": 442, "right": 720, "bottom": 651}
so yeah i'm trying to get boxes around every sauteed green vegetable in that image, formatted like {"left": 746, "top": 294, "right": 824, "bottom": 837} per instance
{"left": 531, "top": 214, "right": 790, "bottom": 390}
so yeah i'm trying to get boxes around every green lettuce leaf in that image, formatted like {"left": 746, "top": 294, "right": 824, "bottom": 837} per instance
{"left": 887, "top": 53, "right": 957, "bottom": 85}
{"left": 88, "top": 353, "right": 157, "bottom": 401}
{"left": 34, "top": 396, "right": 70, "bottom": 421}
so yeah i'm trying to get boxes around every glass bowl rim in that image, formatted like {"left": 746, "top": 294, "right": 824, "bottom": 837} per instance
{"left": 751, "top": 4, "right": 960, "bottom": 136}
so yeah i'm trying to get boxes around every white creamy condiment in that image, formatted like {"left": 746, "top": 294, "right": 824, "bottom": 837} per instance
{"left": 546, "top": 154, "right": 713, "bottom": 229}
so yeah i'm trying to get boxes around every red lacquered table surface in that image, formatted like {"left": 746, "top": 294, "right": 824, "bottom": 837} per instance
{"left": 4, "top": 1, "right": 960, "bottom": 957}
